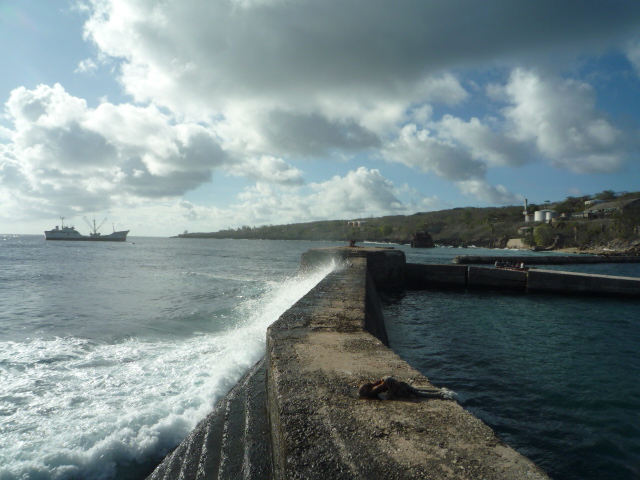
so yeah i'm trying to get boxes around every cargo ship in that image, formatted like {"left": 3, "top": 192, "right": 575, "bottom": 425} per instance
{"left": 45, "top": 217, "right": 129, "bottom": 242}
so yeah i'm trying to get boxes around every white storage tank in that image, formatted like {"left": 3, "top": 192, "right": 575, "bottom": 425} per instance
{"left": 534, "top": 210, "right": 547, "bottom": 222}
{"left": 545, "top": 210, "right": 558, "bottom": 221}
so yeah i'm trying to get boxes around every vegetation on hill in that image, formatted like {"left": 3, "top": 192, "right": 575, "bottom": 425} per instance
{"left": 175, "top": 190, "right": 640, "bottom": 253}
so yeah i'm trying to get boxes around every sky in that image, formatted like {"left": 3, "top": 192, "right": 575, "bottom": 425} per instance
{"left": 1, "top": 0, "right": 640, "bottom": 237}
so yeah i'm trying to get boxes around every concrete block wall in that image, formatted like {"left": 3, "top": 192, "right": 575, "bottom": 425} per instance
{"left": 468, "top": 266, "right": 527, "bottom": 292}
{"left": 528, "top": 269, "right": 640, "bottom": 297}
{"left": 454, "top": 254, "right": 640, "bottom": 265}
{"left": 405, "top": 263, "right": 467, "bottom": 288}
{"left": 405, "top": 262, "right": 640, "bottom": 298}
{"left": 266, "top": 247, "right": 550, "bottom": 479}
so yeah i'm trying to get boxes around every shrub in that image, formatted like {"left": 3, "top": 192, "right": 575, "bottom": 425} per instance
{"left": 533, "top": 224, "right": 553, "bottom": 247}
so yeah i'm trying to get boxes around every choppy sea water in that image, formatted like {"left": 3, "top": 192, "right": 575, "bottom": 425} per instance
{"left": 384, "top": 246, "right": 640, "bottom": 480}
{"left": 2, "top": 237, "right": 639, "bottom": 480}
{"left": 0, "top": 235, "right": 338, "bottom": 480}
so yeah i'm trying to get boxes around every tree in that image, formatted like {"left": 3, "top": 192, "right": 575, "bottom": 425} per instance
{"left": 485, "top": 216, "right": 495, "bottom": 234}
{"left": 594, "top": 190, "right": 616, "bottom": 201}
{"left": 612, "top": 209, "right": 640, "bottom": 239}
{"left": 522, "top": 231, "right": 535, "bottom": 246}
{"left": 380, "top": 225, "right": 393, "bottom": 237}
{"left": 463, "top": 209, "right": 473, "bottom": 228}
{"left": 533, "top": 224, "right": 553, "bottom": 247}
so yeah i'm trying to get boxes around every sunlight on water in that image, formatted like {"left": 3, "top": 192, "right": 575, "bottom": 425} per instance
{"left": 0, "top": 260, "right": 335, "bottom": 480}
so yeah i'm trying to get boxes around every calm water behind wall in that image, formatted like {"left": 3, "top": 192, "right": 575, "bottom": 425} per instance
{"left": 384, "top": 246, "right": 640, "bottom": 480}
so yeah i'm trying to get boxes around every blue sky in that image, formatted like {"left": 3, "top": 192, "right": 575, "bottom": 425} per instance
{"left": 1, "top": 0, "right": 640, "bottom": 237}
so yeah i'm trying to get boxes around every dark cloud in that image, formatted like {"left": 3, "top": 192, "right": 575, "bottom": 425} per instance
{"left": 261, "top": 111, "right": 380, "bottom": 157}
{"left": 87, "top": 0, "right": 640, "bottom": 106}
{"left": 42, "top": 123, "right": 118, "bottom": 169}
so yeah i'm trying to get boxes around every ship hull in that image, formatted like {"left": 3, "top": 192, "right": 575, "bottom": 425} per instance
{"left": 44, "top": 230, "right": 130, "bottom": 242}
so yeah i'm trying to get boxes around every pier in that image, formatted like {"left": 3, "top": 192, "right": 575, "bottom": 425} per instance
{"left": 147, "top": 247, "right": 639, "bottom": 479}
{"left": 407, "top": 263, "right": 640, "bottom": 297}
{"left": 453, "top": 254, "right": 640, "bottom": 265}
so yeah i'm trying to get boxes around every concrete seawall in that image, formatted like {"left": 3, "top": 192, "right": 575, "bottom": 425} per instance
{"left": 406, "top": 262, "right": 640, "bottom": 298}
{"left": 266, "top": 247, "right": 549, "bottom": 479}
{"left": 146, "top": 246, "right": 553, "bottom": 478}
{"left": 149, "top": 246, "right": 637, "bottom": 479}
{"left": 527, "top": 269, "right": 640, "bottom": 297}
{"left": 454, "top": 254, "right": 640, "bottom": 265}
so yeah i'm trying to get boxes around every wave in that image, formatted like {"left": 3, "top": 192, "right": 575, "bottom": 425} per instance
{"left": 0, "top": 260, "right": 335, "bottom": 480}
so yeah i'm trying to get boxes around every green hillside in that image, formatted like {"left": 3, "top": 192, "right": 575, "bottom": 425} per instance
{"left": 175, "top": 190, "right": 640, "bottom": 252}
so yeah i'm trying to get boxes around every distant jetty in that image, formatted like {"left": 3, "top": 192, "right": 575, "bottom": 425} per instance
{"left": 453, "top": 254, "right": 640, "bottom": 265}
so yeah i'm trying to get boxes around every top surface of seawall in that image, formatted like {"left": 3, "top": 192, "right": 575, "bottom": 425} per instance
{"left": 300, "top": 245, "right": 406, "bottom": 289}
{"left": 266, "top": 246, "right": 549, "bottom": 480}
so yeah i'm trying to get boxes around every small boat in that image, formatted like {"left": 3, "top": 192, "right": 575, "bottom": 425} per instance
{"left": 494, "top": 261, "right": 530, "bottom": 271}
{"left": 44, "top": 217, "right": 129, "bottom": 242}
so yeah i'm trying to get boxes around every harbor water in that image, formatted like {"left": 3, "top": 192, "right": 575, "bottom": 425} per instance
{"left": 385, "top": 246, "right": 640, "bottom": 480}
{"left": 1, "top": 237, "right": 638, "bottom": 479}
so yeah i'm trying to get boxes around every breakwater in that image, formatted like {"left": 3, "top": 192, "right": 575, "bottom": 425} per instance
{"left": 147, "top": 246, "right": 551, "bottom": 479}
{"left": 268, "top": 246, "right": 549, "bottom": 479}
{"left": 453, "top": 254, "right": 640, "bottom": 265}
{"left": 407, "top": 263, "right": 640, "bottom": 298}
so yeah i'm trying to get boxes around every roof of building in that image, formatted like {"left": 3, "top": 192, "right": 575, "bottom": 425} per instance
{"left": 583, "top": 197, "right": 640, "bottom": 213}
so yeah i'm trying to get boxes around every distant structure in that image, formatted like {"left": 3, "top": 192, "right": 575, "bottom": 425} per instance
{"left": 523, "top": 199, "right": 533, "bottom": 223}
{"left": 581, "top": 198, "right": 640, "bottom": 219}
{"left": 347, "top": 220, "right": 366, "bottom": 228}
{"left": 410, "top": 231, "right": 435, "bottom": 248}
{"left": 524, "top": 199, "right": 560, "bottom": 224}
{"left": 534, "top": 210, "right": 558, "bottom": 223}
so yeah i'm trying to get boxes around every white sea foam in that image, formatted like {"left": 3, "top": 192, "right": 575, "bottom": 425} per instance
{"left": 0, "top": 261, "right": 335, "bottom": 480}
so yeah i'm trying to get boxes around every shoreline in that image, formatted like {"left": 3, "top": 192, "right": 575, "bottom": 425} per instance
{"left": 553, "top": 246, "right": 640, "bottom": 256}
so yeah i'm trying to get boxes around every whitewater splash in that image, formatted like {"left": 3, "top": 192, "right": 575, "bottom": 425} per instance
{"left": 0, "top": 260, "right": 335, "bottom": 480}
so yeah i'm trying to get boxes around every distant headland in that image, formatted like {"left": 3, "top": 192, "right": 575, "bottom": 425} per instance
{"left": 173, "top": 190, "right": 640, "bottom": 255}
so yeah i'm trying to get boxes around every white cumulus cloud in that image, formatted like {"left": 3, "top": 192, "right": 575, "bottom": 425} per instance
{"left": 1, "top": 84, "right": 229, "bottom": 217}
{"left": 175, "top": 167, "right": 428, "bottom": 229}
{"left": 500, "top": 69, "right": 625, "bottom": 173}
{"left": 3, "top": 0, "right": 640, "bottom": 234}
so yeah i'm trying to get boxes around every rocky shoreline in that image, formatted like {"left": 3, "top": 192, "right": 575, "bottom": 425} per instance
{"left": 553, "top": 239, "right": 640, "bottom": 256}
{"left": 434, "top": 236, "right": 640, "bottom": 257}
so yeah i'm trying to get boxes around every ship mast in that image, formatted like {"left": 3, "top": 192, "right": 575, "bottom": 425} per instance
{"left": 83, "top": 216, "right": 107, "bottom": 235}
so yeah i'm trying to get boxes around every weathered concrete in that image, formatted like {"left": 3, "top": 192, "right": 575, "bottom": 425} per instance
{"left": 267, "top": 247, "right": 549, "bottom": 480}
{"left": 301, "top": 246, "right": 406, "bottom": 289}
{"left": 454, "top": 254, "right": 640, "bottom": 265}
{"left": 528, "top": 269, "right": 640, "bottom": 298}
{"left": 146, "top": 247, "right": 638, "bottom": 480}
{"left": 146, "top": 358, "right": 272, "bottom": 480}
{"left": 467, "top": 265, "right": 527, "bottom": 292}
{"left": 442, "top": 257, "right": 640, "bottom": 297}
{"left": 404, "top": 263, "right": 467, "bottom": 288}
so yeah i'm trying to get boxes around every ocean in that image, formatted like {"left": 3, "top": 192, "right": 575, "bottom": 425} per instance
{"left": 0, "top": 235, "right": 337, "bottom": 480}
{"left": 1, "top": 236, "right": 638, "bottom": 480}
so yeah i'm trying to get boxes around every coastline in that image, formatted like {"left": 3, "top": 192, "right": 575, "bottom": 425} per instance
{"left": 552, "top": 239, "right": 640, "bottom": 256}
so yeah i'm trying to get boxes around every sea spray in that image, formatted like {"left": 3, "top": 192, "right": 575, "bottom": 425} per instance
{"left": 0, "top": 259, "right": 336, "bottom": 480}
